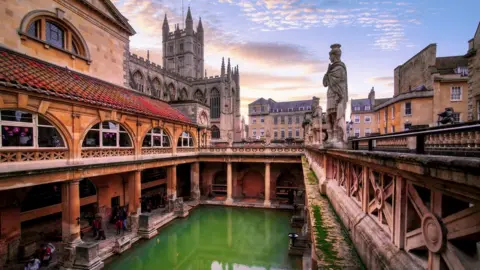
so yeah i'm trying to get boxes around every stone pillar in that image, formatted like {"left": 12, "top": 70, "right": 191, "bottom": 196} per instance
{"left": 264, "top": 162, "right": 271, "bottom": 207}
{"left": 167, "top": 165, "right": 177, "bottom": 212}
{"left": 128, "top": 170, "right": 141, "bottom": 215}
{"left": 60, "top": 180, "right": 82, "bottom": 268}
{"left": 226, "top": 162, "right": 233, "bottom": 204}
{"left": 190, "top": 162, "right": 200, "bottom": 203}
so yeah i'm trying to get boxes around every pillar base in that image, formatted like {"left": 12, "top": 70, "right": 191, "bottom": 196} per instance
{"left": 60, "top": 242, "right": 103, "bottom": 270}
{"left": 113, "top": 236, "right": 132, "bottom": 254}
{"left": 264, "top": 200, "right": 271, "bottom": 207}
{"left": 138, "top": 213, "right": 158, "bottom": 239}
{"left": 225, "top": 198, "right": 233, "bottom": 205}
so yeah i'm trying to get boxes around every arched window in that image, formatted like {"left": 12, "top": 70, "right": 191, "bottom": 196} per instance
{"left": 194, "top": 89, "right": 205, "bottom": 103}
{"left": 151, "top": 78, "right": 161, "bottom": 97}
{"left": 179, "top": 88, "right": 188, "bottom": 100}
{"left": 133, "top": 71, "right": 144, "bottom": 92}
{"left": 210, "top": 88, "right": 220, "bottom": 118}
{"left": 177, "top": 132, "right": 194, "bottom": 148}
{"left": 142, "top": 128, "right": 171, "bottom": 147}
{"left": 0, "top": 110, "right": 65, "bottom": 148}
{"left": 82, "top": 121, "right": 132, "bottom": 148}
{"left": 23, "top": 14, "right": 88, "bottom": 58}
{"left": 211, "top": 125, "right": 220, "bottom": 139}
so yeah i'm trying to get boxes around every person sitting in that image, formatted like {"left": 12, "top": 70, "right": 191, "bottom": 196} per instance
{"left": 40, "top": 244, "right": 52, "bottom": 266}
{"left": 24, "top": 257, "right": 40, "bottom": 270}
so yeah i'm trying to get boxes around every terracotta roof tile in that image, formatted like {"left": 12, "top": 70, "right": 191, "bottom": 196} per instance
{"left": 0, "top": 47, "right": 191, "bottom": 124}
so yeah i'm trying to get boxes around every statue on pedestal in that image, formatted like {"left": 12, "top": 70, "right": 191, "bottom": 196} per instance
{"left": 323, "top": 44, "right": 348, "bottom": 147}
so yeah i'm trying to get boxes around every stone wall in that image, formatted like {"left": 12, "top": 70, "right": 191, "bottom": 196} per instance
{"left": 394, "top": 44, "right": 436, "bottom": 96}
{"left": 467, "top": 24, "right": 480, "bottom": 121}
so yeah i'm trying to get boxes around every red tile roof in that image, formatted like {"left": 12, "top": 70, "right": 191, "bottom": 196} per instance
{"left": 0, "top": 47, "right": 191, "bottom": 124}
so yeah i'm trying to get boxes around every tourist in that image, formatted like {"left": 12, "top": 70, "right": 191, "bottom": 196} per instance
{"left": 121, "top": 207, "right": 128, "bottom": 231}
{"left": 40, "top": 244, "right": 52, "bottom": 266}
{"left": 95, "top": 218, "right": 106, "bottom": 240}
{"left": 115, "top": 218, "right": 122, "bottom": 235}
{"left": 92, "top": 217, "right": 99, "bottom": 238}
{"left": 24, "top": 257, "right": 40, "bottom": 270}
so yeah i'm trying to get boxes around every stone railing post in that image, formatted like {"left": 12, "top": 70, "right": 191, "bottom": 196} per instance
{"left": 226, "top": 162, "right": 233, "bottom": 204}
{"left": 393, "top": 176, "right": 406, "bottom": 248}
{"left": 264, "top": 162, "right": 271, "bottom": 207}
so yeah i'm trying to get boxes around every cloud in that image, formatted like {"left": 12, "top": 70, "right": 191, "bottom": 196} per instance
{"left": 217, "top": 0, "right": 420, "bottom": 50}
{"left": 368, "top": 76, "right": 394, "bottom": 87}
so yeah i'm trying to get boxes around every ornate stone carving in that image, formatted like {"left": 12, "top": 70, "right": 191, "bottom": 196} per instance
{"left": 323, "top": 44, "right": 348, "bottom": 147}
{"left": 421, "top": 213, "right": 445, "bottom": 253}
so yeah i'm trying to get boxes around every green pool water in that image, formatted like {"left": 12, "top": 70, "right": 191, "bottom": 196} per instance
{"left": 105, "top": 206, "right": 302, "bottom": 270}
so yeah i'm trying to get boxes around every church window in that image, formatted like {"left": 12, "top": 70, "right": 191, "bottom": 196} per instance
{"left": 82, "top": 121, "right": 132, "bottom": 148}
{"left": 177, "top": 131, "right": 194, "bottom": 148}
{"left": 142, "top": 128, "right": 170, "bottom": 148}
{"left": 194, "top": 90, "right": 205, "bottom": 103}
{"left": 211, "top": 125, "right": 220, "bottom": 139}
{"left": 210, "top": 89, "right": 220, "bottom": 118}
{"left": 0, "top": 110, "right": 65, "bottom": 148}
{"left": 133, "top": 71, "right": 144, "bottom": 92}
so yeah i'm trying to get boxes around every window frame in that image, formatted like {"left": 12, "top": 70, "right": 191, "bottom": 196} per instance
{"left": 142, "top": 128, "right": 171, "bottom": 148}
{"left": 405, "top": 102, "right": 412, "bottom": 116}
{"left": 177, "top": 131, "right": 194, "bottom": 148}
{"left": 211, "top": 126, "right": 220, "bottom": 139}
{"left": 354, "top": 128, "right": 360, "bottom": 137}
{"left": 391, "top": 106, "right": 395, "bottom": 119}
{"left": 354, "top": 115, "right": 360, "bottom": 123}
{"left": 365, "top": 128, "right": 371, "bottom": 136}
{"left": 0, "top": 110, "right": 66, "bottom": 149}
{"left": 82, "top": 121, "right": 132, "bottom": 148}
{"left": 364, "top": 115, "right": 371, "bottom": 123}
{"left": 210, "top": 89, "right": 221, "bottom": 119}
{"left": 450, "top": 86, "right": 462, "bottom": 101}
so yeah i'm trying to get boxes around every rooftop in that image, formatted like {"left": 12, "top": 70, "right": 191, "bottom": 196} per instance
{"left": 0, "top": 47, "right": 191, "bottom": 124}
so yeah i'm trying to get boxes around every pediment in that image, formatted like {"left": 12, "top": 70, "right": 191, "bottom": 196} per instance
{"left": 80, "top": 0, "right": 135, "bottom": 35}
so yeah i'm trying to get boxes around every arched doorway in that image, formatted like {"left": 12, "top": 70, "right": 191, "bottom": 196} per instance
{"left": 242, "top": 171, "right": 264, "bottom": 198}
{"left": 212, "top": 170, "right": 227, "bottom": 195}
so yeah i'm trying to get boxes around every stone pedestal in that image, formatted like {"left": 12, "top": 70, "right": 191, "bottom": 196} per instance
{"left": 127, "top": 215, "right": 139, "bottom": 232}
{"left": 72, "top": 242, "right": 103, "bottom": 270}
{"left": 138, "top": 213, "right": 158, "bottom": 239}
{"left": 174, "top": 198, "right": 189, "bottom": 218}
{"left": 113, "top": 236, "right": 132, "bottom": 254}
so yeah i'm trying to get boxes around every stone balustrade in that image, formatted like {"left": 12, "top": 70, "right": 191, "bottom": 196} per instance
{"left": 0, "top": 149, "right": 68, "bottom": 163}
{"left": 351, "top": 121, "right": 480, "bottom": 156}
{"left": 305, "top": 147, "right": 480, "bottom": 270}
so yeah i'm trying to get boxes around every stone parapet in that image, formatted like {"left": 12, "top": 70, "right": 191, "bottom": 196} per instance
{"left": 72, "top": 242, "right": 104, "bottom": 270}
{"left": 137, "top": 213, "right": 158, "bottom": 239}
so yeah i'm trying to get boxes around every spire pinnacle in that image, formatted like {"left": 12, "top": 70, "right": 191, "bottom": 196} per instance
{"left": 221, "top": 57, "right": 225, "bottom": 77}
{"left": 197, "top": 17, "right": 203, "bottom": 31}
{"left": 186, "top": 6, "right": 192, "bottom": 21}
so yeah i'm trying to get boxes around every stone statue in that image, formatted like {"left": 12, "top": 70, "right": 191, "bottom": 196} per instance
{"left": 323, "top": 44, "right": 348, "bottom": 146}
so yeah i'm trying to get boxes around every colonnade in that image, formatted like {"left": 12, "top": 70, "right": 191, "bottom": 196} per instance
{"left": 225, "top": 162, "right": 271, "bottom": 206}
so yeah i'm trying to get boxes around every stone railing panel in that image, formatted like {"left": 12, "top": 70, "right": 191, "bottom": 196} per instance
{"left": 141, "top": 148, "right": 173, "bottom": 155}
{"left": 0, "top": 149, "right": 68, "bottom": 163}
{"left": 81, "top": 148, "right": 134, "bottom": 158}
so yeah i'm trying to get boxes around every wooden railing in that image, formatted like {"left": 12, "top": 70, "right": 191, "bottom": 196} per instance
{"left": 350, "top": 121, "right": 480, "bottom": 157}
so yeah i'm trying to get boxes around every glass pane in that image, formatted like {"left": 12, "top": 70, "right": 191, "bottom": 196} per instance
{"left": 1, "top": 110, "right": 33, "bottom": 122}
{"left": 102, "top": 132, "right": 117, "bottom": 147}
{"left": 119, "top": 132, "right": 131, "bottom": 147}
{"left": 162, "top": 135, "right": 170, "bottom": 147}
{"left": 72, "top": 41, "right": 79, "bottom": 55}
{"left": 2, "top": 126, "right": 33, "bottom": 147}
{"left": 153, "top": 135, "right": 162, "bottom": 147}
{"left": 46, "top": 21, "right": 64, "bottom": 48}
{"left": 142, "top": 134, "right": 152, "bottom": 147}
{"left": 82, "top": 130, "right": 99, "bottom": 147}
{"left": 183, "top": 138, "right": 188, "bottom": 146}
{"left": 188, "top": 138, "right": 193, "bottom": 147}
{"left": 91, "top": 123, "right": 100, "bottom": 129}
{"left": 152, "top": 127, "right": 161, "bottom": 133}
{"left": 103, "top": 121, "right": 118, "bottom": 130}
{"left": 27, "top": 21, "right": 39, "bottom": 38}
{"left": 177, "top": 138, "right": 182, "bottom": 147}
{"left": 37, "top": 116, "right": 53, "bottom": 126}
{"left": 38, "top": 126, "right": 65, "bottom": 147}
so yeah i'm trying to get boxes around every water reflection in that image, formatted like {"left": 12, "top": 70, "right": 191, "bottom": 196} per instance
{"left": 106, "top": 206, "right": 300, "bottom": 270}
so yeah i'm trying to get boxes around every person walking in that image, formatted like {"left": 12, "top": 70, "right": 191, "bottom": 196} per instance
{"left": 115, "top": 218, "right": 122, "bottom": 235}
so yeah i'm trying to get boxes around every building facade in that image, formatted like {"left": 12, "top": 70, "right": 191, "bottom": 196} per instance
{"left": 248, "top": 98, "right": 313, "bottom": 140}
{"left": 352, "top": 44, "right": 469, "bottom": 137}
{"left": 467, "top": 22, "right": 480, "bottom": 121}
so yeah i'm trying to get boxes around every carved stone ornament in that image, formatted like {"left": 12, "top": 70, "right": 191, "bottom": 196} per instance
{"left": 421, "top": 213, "right": 445, "bottom": 253}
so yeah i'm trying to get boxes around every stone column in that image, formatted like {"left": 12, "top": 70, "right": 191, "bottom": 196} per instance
{"left": 128, "top": 170, "right": 141, "bottom": 215}
{"left": 60, "top": 180, "right": 82, "bottom": 268}
{"left": 264, "top": 163, "right": 271, "bottom": 207}
{"left": 226, "top": 162, "right": 233, "bottom": 204}
{"left": 167, "top": 165, "right": 177, "bottom": 200}
{"left": 191, "top": 162, "right": 200, "bottom": 203}
{"left": 62, "top": 180, "right": 81, "bottom": 244}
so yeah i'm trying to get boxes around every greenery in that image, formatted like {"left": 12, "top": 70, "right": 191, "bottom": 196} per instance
{"left": 312, "top": 205, "right": 342, "bottom": 269}
{"left": 308, "top": 171, "right": 318, "bottom": 185}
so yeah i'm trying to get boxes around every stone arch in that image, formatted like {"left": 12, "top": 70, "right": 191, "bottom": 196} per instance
{"left": 176, "top": 130, "right": 196, "bottom": 148}
{"left": 194, "top": 89, "right": 205, "bottom": 103}
{"left": 179, "top": 88, "right": 188, "bottom": 101}
{"left": 132, "top": 70, "right": 145, "bottom": 92}
{"left": 150, "top": 77, "right": 162, "bottom": 98}
{"left": 211, "top": 125, "right": 220, "bottom": 139}
{"left": 19, "top": 10, "right": 91, "bottom": 59}
{"left": 167, "top": 83, "right": 176, "bottom": 101}
{"left": 241, "top": 170, "right": 265, "bottom": 198}
{"left": 140, "top": 126, "right": 172, "bottom": 148}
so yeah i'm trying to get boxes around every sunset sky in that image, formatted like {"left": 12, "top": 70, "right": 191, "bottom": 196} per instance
{"left": 112, "top": 0, "right": 479, "bottom": 121}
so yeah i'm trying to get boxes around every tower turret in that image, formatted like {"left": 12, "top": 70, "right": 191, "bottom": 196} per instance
{"left": 186, "top": 7, "right": 193, "bottom": 35}
{"left": 162, "top": 14, "right": 169, "bottom": 42}
{"left": 221, "top": 57, "right": 225, "bottom": 77}
{"left": 197, "top": 17, "right": 204, "bottom": 44}
{"left": 227, "top": 58, "right": 231, "bottom": 80}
